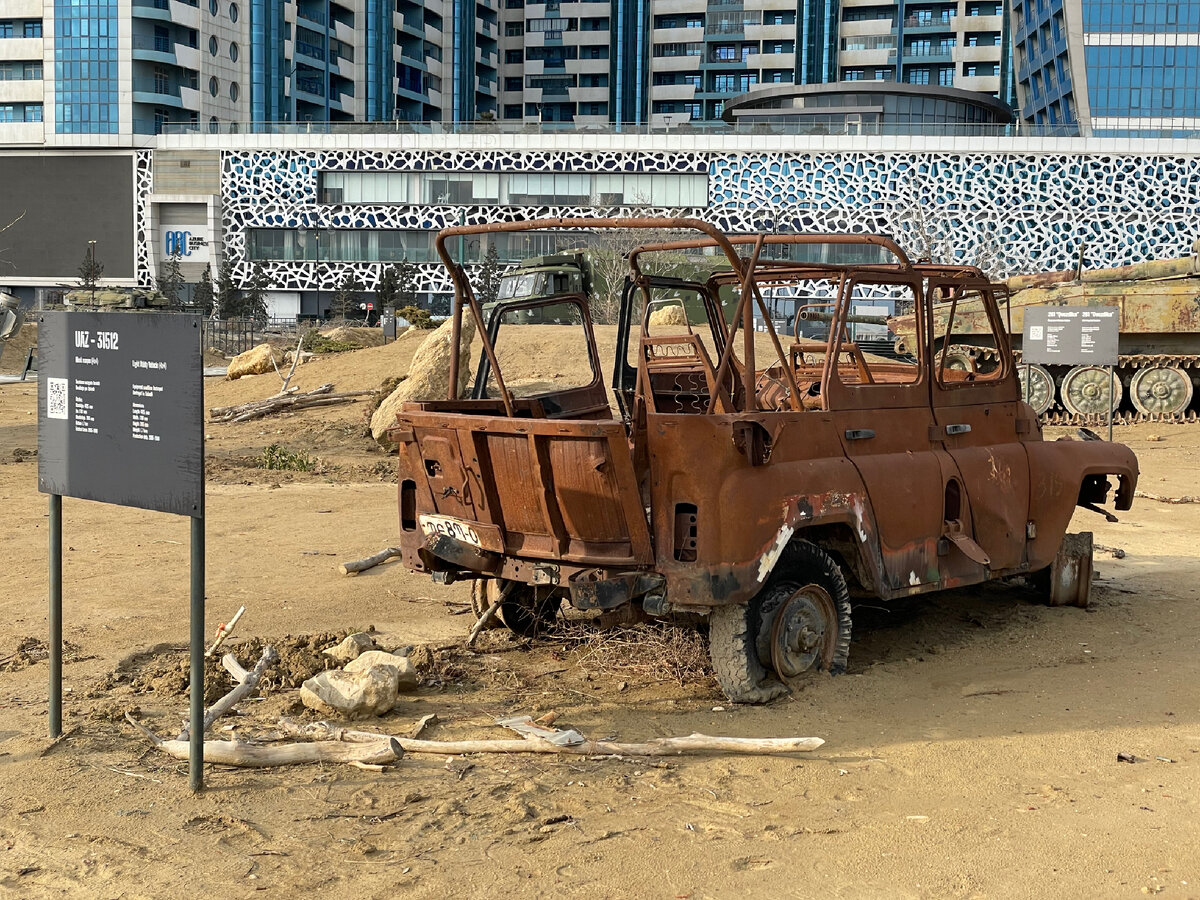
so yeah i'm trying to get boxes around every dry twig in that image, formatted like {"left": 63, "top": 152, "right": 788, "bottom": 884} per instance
{"left": 209, "top": 383, "right": 376, "bottom": 424}
{"left": 339, "top": 547, "right": 401, "bottom": 576}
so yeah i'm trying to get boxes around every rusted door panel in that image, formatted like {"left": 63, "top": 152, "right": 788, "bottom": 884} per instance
{"left": 402, "top": 412, "right": 653, "bottom": 566}
{"left": 412, "top": 428, "right": 478, "bottom": 520}
{"left": 932, "top": 398, "right": 1031, "bottom": 573}
{"left": 1024, "top": 440, "right": 1139, "bottom": 571}
{"left": 944, "top": 443, "right": 1030, "bottom": 572}
{"left": 835, "top": 407, "right": 951, "bottom": 590}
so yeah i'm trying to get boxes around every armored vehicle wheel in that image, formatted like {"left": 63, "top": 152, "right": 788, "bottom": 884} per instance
{"left": 1061, "top": 365, "right": 1123, "bottom": 417}
{"left": 498, "top": 585, "right": 562, "bottom": 637}
{"left": 1017, "top": 363, "right": 1055, "bottom": 415}
{"left": 942, "top": 351, "right": 976, "bottom": 373}
{"left": 1130, "top": 366, "right": 1193, "bottom": 416}
{"left": 470, "top": 579, "right": 506, "bottom": 630}
{"left": 709, "top": 542, "right": 852, "bottom": 704}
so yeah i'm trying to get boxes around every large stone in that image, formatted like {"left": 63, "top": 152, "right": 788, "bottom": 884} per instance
{"left": 370, "top": 313, "right": 476, "bottom": 445}
{"left": 226, "top": 343, "right": 277, "bottom": 380}
{"left": 648, "top": 304, "right": 689, "bottom": 327}
{"left": 344, "top": 650, "right": 419, "bottom": 691}
{"left": 323, "top": 632, "right": 376, "bottom": 663}
{"left": 300, "top": 666, "right": 399, "bottom": 718}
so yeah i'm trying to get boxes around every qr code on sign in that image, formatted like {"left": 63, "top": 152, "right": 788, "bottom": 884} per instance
{"left": 47, "top": 377, "right": 69, "bottom": 420}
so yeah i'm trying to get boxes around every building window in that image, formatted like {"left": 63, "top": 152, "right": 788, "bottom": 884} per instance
{"left": 229, "top": 81, "right": 239, "bottom": 101}
{"left": 209, "top": 0, "right": 218, "bottom": 13}
{"left": 0, "top": 106, "right": 14, "bottom": 122}
{"left": 503, "top": 104, "right": 521, "bottom": 118}
{"left": 229, "top": 42, "right": 239, "bottom": 62}
{"left": 0, "top": 24, "right": 11, "bottom": 38}
{"left": 504, "top": 49, "right": 522, "bottom": 64}
{"left": 228, "top": 2, "right": 238, "bottom": 22}
{"left": 25, "top": 103, "right": 42, "bottom": 121}
{"left": 504, "top": 22, "right": 523, "bottom": 36}
{"left": 937, "top": 67, "right": 953, "bottom": 86}
{"left": 209, "top": 35, "right": 218, "bottom": 55}
{"left": 23, "top": 21, "right": 42, "bottom": 37}
{"left": 209, "top": 76, "right": 219, "bottom": 96}
{"left": 907, "top": 67, "right": 931, "bottom": 85}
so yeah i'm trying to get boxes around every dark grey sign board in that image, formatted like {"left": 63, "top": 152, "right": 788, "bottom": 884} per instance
{"left": 38, "top": 311, "right": 204, "bottom": 516}
{"left": 1022, "top": 305, "right": 1119, "bottom": 367}
{"left": 381, "top": 309, "right": 397, "bottom": 340}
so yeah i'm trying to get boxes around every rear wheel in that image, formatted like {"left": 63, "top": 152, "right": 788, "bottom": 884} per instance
{"left": 709, "top": 541, "right": 852, "bottom": 703}
{"left": 498, "top": 584, "right": 562, "bottom": 637}
{"left": 470, "top": 579, "right": 506, "bottom": 630}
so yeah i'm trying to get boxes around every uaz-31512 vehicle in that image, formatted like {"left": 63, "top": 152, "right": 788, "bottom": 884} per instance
{"left": 389, "top": 218, "right": 1138, "bottom": 703}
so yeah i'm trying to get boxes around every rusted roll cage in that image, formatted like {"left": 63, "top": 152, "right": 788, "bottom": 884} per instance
{"left": 434, "top": 218, "right": 941, "bottom": 418}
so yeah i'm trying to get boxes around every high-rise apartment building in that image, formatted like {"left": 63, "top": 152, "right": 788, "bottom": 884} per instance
{"left": 0, "top": 0, "right": 1025, "bottom": 142}
{"left": 647, "top": 1, "right": 1015, "bottom": 124}
{"left": 1012, "top": 0, "right": 1200, "bottom": 136}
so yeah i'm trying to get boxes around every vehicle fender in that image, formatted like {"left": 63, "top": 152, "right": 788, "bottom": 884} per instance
{"left": 1024, "top": 439, "right": 1139, "bottom": 569}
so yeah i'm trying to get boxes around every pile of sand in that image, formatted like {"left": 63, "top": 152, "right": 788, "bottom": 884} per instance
{"left": 319, "top": 325, "right": 387, "bottom": 349}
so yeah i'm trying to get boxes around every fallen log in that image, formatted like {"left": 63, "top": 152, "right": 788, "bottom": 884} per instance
{"left": 179, "top": 645, "right": 279, "bottom": 741}
{"left": 278, "top": 718, "right": 824, "bottom": 757}
{"left": 128, "top": 713, "right": 401, "bottom": 768}
{"left": 339, "top": 547, "right": 402, "bottom": 576}
{"left": 209, "top": 384, "right": 376, "bottom": 424}
{"left": 1135, "top": 490, "right": 1199, "bottom": 504}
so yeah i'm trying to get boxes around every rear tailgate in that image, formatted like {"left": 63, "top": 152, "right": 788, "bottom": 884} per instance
{"left": 395, "top": 412, "right": 654, "bottom": 567}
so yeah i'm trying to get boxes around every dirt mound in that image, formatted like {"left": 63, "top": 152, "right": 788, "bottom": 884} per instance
{"left": 320, "top": 326, "right": 385, "bottom": 349}
{"left": 0, "top": 321, "right": 37, "bottom": 374}
{"left": 0, "top": 636, "right": 83, "bottom": 672}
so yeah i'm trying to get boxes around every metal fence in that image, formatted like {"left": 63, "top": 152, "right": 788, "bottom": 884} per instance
{"left": 200, "top": 317, "right": 304, "bottom": 357}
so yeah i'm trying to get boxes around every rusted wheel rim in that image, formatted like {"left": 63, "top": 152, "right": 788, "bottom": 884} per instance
{"left": 1130, "top": 366, "right": 1193, "bottom": 416}
{"left": 943, "top": 352, "right": 975, "bottom": 373}
{"left": 1017, "top": 363, "right": 1055, "bottom": 415}
{"left": 767, "top": 584, "right": 837, "bottom": 678}
{"left": 1061, "top": 365, "right": 1123, "bottom": 417}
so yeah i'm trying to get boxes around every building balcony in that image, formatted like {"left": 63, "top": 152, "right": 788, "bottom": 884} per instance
{"left": 0, "top": 121, "right": 44, "bottom": 143}
{"left": 956, "top": 74, "right": 1000, "bottom": 93}
{"left": 960, "top": 14, "right": 1004, "bottom": 32}
{"left": 901, "top": 16, "right": 955, "bottom": 32}
{"left": 839, "top": 47, "right": 897, "bottom": 66}
{"left": 0, "top": 37, "right": 43, "bottom": 60}
{"left": 333, "top": 19, "right": 354, "bottom": 46}
{"left": 652, "top": 25, "right": 705, "bottom": 42}
{"left": 903, "top": 47, "right": 954, "bottom": 62}
{"left": 131, "top": 34, "right": 177, "bottom": 64}
{"left": 170, "top": 0, "right": 200, "bottom": 28}
{"left": 0, "top": 79, "right": 42, "bottom": 103}
{"left": 175, "top": 43, "right": 201, "bottom": 70}
{"left": 651, "top": 83, "right": 698, "bottom": 101}
{"left": 955, "top": 44, "right": 1002, "bottom": 63}
{"left": 653, "top": 54, "right": 704, "bottom": 71}
{"left": 839, "top": 19, "right": 896, "bottom": 37}
{"left": 568, "top": 85, "right": 607, "bottom": 102}
{"left": 179, "top": 85, "right": 200, "bottom": 109}
{"left": 131, "top": 0, "right": 174, "bottom": 22}
{"left": 4, "top": 0, "right": 42, "bottom": 16}
{"left": 131, "top": 79, "right": 186, "bottom": 108}
{"left": 296, "top": 6, "right": 328, "bottom": 28}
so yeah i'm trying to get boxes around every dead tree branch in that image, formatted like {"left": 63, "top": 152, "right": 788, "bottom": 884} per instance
{"left": 178, "top": 645, "right": 278, "bottom": 741}
{"left": 339, "top": 547, "right": 402, "bottom": 576}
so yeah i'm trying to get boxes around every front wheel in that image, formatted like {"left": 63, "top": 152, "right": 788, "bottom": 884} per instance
{"left": 709, "top": 541, "right": 852, "bottom": 703}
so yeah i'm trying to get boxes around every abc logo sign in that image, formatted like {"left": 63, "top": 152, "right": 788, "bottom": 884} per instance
{"left": 164, "top": 230, "right": 207, "bottom": 257}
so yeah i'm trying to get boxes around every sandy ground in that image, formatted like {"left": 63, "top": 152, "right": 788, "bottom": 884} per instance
{"left": 2, "top": 331, "right": 1200, "bottom": 899}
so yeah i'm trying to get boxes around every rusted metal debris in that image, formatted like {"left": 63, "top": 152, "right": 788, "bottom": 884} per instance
{"left": 388, "top": 218, "right": 1139, "bottom": 703}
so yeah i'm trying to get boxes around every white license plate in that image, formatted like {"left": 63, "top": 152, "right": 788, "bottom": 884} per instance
{"left": 419, "top": 514, "right": 483, "bottom": 548}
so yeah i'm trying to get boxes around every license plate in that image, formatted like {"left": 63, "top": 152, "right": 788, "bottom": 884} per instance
{"left": 419, "top": 514, "right": 483, "bottom": 548}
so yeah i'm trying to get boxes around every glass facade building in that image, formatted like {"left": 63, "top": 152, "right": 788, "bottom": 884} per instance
{"left": 1013, "top": 0, "right": 1200, "bottom": 136}
{"left": 54, "top": 0, "right": 118, "bottom": 134}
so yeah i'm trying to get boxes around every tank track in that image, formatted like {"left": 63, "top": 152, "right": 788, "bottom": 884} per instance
{"left": 946, "top": 345, "right": 1200, "bottom": 426}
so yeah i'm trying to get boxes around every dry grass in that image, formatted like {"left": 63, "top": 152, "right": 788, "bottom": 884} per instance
{"left": 558, "top": 622, "right": 715, "bottom": 688}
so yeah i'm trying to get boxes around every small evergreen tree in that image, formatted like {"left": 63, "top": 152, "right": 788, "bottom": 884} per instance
{"left": 215, "top": 255, "right": 240, "bottom": 319}
{"left": 239, "top": 262, "right": 270, "bottom": 321}
{"left": 331, "top": 273, "right": 364, "bottom": 320}
{"left": 156, "top": 254, "right": 184, "bottom": 309}
{"left": 394, "top": 258, "right": 419, "bottom": 308}
{"left": 78, "top": 246, "right": 104, "bottom": 290}
{"left": 375, "top": 264, "right": 400, "bottom": 311}
{"left": 193, "top": 263, "right": 215, "bottom": 317}
{"left": 476, "top": 243, "right": 503, "bottom": 308}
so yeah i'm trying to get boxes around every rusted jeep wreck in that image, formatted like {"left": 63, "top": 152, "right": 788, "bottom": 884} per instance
{"left": 391, "top": 218, "right": 1138, "bottom": 702}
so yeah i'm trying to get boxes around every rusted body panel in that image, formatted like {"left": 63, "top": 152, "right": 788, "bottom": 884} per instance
{"left": 392, "top": 219, "right": 1138, "bottom": 657}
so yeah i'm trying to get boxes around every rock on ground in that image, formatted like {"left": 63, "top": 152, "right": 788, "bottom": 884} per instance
{"left": 323, "top": 632, "right": 376, "bottom": 663}
{"left": 648, "top": 305, "right": 688, "bottom": 327}
{"left": 300, "top": 666, "right": 399, "bottom": 718}
{"left": 344, "top": 650, "right": 419, "bottom": 691}
{"left": 370, "top": 313, "right": 476, "bottom": 445}
{"left": 226, "top": 343, "right": 276, "bottom": 380}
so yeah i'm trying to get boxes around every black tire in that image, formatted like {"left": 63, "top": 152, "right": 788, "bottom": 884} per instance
{"left": 498, "top": 585, "right": 562, "bottom": 638}
{"left": 470, "top": 580, "right": 506, "bottom": 630}
{"left": 709, "top": 541, "right": 852, "bottom": 704}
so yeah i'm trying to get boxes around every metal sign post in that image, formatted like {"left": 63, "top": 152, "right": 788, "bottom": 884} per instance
{"left": 381, "top": 307, "right": 397, "bottom": 342}
{"left": 1022, "top": 306, "right": 1120, "bottom": 437}
{"left": 38, "top": 311, "right": 206, "bottom": 789}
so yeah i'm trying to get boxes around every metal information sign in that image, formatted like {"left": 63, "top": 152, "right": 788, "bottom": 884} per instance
{"left": 37, "top": 311, "right": 207, "bottom": 790}
{"left": 1022, "top": 305, "right": 1119, "bottom": 367}
{"left": 381, "top": 308, "right": 397, "bottom": 341}
{"left": 38, "top": 311, "right": 204, "bottom": 515}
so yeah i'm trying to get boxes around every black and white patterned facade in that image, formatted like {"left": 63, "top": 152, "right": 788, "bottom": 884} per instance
{"left": 134, "top": 151, "right": 154, "bottom": 287}
{"left": 137, "top": 147, "right": 1200, "bottom": 290}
